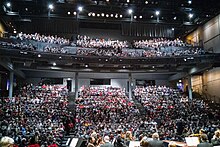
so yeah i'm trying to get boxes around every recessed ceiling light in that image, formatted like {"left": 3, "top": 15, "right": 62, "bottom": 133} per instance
{"left": 48, "top": 4, "right": 54, "bottom": 10}
{"left": 155, "top": 10, "right": 160, "bottom": 16}
{"left": 128, "top": 9, "right": 133, "bottom": 14}
{"left": 6, "top": 2, "right": 11, "bottom": 7}
{"left": 78, "top": 6, "right": 83, "bottom": 12}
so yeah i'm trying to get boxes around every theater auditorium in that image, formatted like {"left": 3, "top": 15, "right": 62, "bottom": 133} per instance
{"left": 0, "top": 0, "right": 220, "bottom": 147}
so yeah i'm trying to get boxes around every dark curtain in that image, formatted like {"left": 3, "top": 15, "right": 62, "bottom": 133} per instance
{"left": 121, "top": 22, "right": 174, "bottom": 38}
{"left": 18, "top": 18, "right": 79, "bottom": 34}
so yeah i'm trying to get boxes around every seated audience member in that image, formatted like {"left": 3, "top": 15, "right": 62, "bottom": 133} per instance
{"left": 168, "top": 142, "right": 176, "bottom": 147}
{"left": 140, "top": 138, "right": 149, "bottom": 147}
{"left": 100, "top": 136, "right": 113, "bottom": 147}
{"left": 197, "top": 134, "right": 213, "bottom": 147}
{"left": 87, "top": 137, "right": 96, "bottom": 147}
{"left": 148, "top": 133, "right": 164, "bottom": 147}
{"left": 0, "top": 136, "right": 15, "bottom": 147}
{"left": 211, "top": 130, "right": 220, "bottom": 146}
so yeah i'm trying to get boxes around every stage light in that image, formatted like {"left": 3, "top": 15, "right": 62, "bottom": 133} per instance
{"left": 106, "top": 14, "right": 109, "bottom": 17}
{"left": 134, "top": 16, "right": 137, "bottom": 19}
{"left": 145, "top": 1, "right": 148, "bottom": 4}
{"left": 48, "top": 4, "right": 54, "bottom": 10}
{"left": 128, "top": 9, "right": 133, "bottom": 14}
{"left": 101, "top": 13, "right": 105, "bottom": 17}
{"left": 172, "top": 28, "right": 175, "bottom": 31}
{"left": 155, "top": 10, "right": 160, "bottom": 16}
{"left": 92, "top": 13, "right": 95, "bottom": 16}
{"left": 73, "top": 11, "right": 77, "bottom": 15}
{"left": 78, "top": 6, "right": 83, "bottom": 12}
{"left": 67, "top": 11, "right": 71, "bottom": 15}
{"left": 53, "top": 62, "right": 56, "bottom": 66}
{"left": 189, "top": 13, "right": 193, "bottom": 18}
{"left": 97, "top": 14, "right": 100, "bottom": 17}
{"left": 120, "top": 14, "right": 123, "bottom": 18}
{"left": 188, "top": 0, "right": 192, "bottom": 4}
{"left": 6, "top": 2, "right": 11, "bottom": 7}
{"left": 38, "top": 54, "right": 41, "bottom": 58}
{"left": 111, "top": 14, "right": 114, "bottom": 17}
{"left": 174, "top": 16, "right": 177, "bottom": 20}
{"left": 139, "top": 15, "right": 142, "bottom": 19}
{"left": 88, "top": 13, "right": 91, "bottom": 16}
{"left": 127, "top": 0, "right": 130, "bottom": 2}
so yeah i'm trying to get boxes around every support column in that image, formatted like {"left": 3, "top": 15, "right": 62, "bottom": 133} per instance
{"left": 75, "top": 72, "right": 79, "bottom": 98}
{"left": 128, "top": 73, "right": 132, "bottom": 101}
{"left": 188, "top": 75, "right": 193, "bottom": 100}
{"left": 9, "top": 71, "right": 14, "bottom": 98}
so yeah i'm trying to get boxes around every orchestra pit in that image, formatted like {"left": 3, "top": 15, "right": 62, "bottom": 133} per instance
{"left": 1, "top": 0, "right": 220, "bottom": 147}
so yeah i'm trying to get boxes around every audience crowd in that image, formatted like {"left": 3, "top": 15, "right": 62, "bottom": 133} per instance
{"left": 0, "top": 84, "right": 220, "bottom": 147}
{"left": 76, "top": 35, "right": 129, "bottom": 49}
{"left": 0, "top": 33, "right": 206, "bottom": 58}
{"left": 73, "top": 85, "right": 220, "bottom": 147}
{"left": 16, "top": 33, "right": 70, "bottom": 45}
{"left": 133, "top": 38, "right": 187, "bottom": 49}
{"left": 0, "top": 84, "right": 73, "bottom": 147}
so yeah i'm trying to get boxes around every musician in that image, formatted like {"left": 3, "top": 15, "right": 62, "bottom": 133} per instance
{"left": 148, "top": 133, "right": 164, "bottom": 147}
{"left": 211, "top": 130, "right": 220, "bottom": 146}
{"left": 197, "top": 134, "right": 213, "bottom": 147}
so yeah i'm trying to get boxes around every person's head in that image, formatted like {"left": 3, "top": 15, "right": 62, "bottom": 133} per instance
{"left": 199, "top": 129, "right": 205, "bottom": 134}
{"left": 214, "top": 130, "right": 220, "bottom": 137}
{"left": 140, "top": 139, "right": 149, "bottom": 147}
{"left": 152, "top": 133, "right": 159, "bottom": 140}
{"left": 103, "top": 136, "right": 110, "bottom": 143}
{"left": 0, "top": 137, "right": 14, "bottom": 147}
{"left": 168, "top": 142, "right": 176, "bottom": 147}
{"left": 88, "top": 137, "right": 95, "bottom": 144}
{"left": 200, "top": 134, "right": 208, "bottom": 142}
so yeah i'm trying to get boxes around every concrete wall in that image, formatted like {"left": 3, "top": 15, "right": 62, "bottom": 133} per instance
{"left": 0, "top": 22, "right": 4, "bottom": 38}
{"left": 191, "top": 75, "right": 203, "bottom": 94}
{"left": 203, "top": 67, "right": 220, "bottom": 103}
{"left": 186, "top": 14, "right": 220, "bottom": 53}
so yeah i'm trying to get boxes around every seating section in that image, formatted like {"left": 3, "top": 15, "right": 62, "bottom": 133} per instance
{"left": 0, "top": 84, "right": 72, "bottom": 147}
{"left": 0, "top": 33, "right": 205, "bottom": 57}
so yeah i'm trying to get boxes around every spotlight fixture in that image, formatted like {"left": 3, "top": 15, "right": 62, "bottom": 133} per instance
{"left": 189, "top": 13, "right": 193, "bottom": 18}
{"left": 38, "top": 54, "right": 41, "bottom": 58}
{"left": 173, "top": 16, "right": 177, "bottom": 20}
{"left": 139, "top": 15, "right": 143, "bottom": 19}
{"left": 145, "top": 1, "right": 148, "bottom": 4}
{"left": 53, "top": 62, "right": 56, "bottom": 66}
{"left": 48, "top": 4, "right": 54, "bottom": 10}
{"left": 120, "top": 14, "right": 123, "bottom": 18}
{"left": 92, "top": 13, "right": 95, "bottom": 16}
{"left": 172, "top": 28, "right": 175, "bottom": 31}
{"left": 78, "top": 6, "right": 83, "bottom": 12}
{"left": 6, "top": 2, "right": 11, "bottom": 7}
{"left": 128, "top": 9, "right": 133, "bottom": 14}
{"left": 73, "top": 11, "right": 77, "bottom": 15}
{"left": 127, "top": 0, "right": 130, "bottom": 2}
{"left": 134, "top": 16, "right": 137, "bottom": 19}
{"left": 155, "top": 10, "right": 160, "bottom": 16}
{"left": 188, "top": 0, "right": 192, "bottom": 4}
{"left": 106, "top": 14, "right": 109, "bottom": 17}
{"left": 97, "top": 14, "right": 100, "bottom": 17}
{"left": 67, "top": 11, "right": 71, "bottom": 15}
{"left": 101, "top": 13, "right": 105, "bottom": 17}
